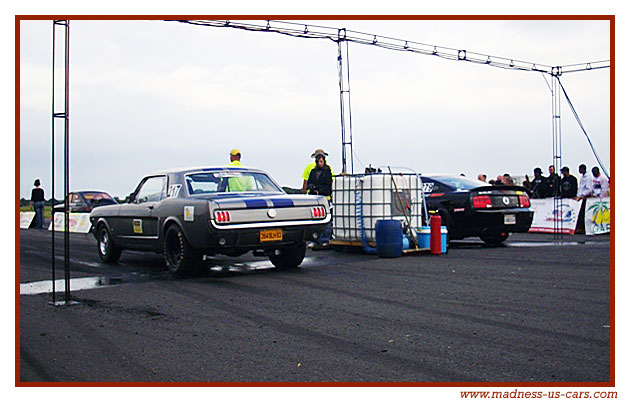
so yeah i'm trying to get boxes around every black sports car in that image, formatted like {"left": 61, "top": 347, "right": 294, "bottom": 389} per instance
{"left": 421, "top": 175, "right": 534, "bottom": 245}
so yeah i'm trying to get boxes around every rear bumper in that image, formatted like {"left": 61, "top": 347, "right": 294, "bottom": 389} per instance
{"left": 203, "top": 222, "right": 329, "bottom": 253}
{"left": 452, "top": 209, "right": 534, "bottom": 238}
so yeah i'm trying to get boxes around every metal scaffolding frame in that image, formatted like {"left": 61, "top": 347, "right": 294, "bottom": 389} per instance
{"left": 44, "top": 20, "right": 609, "bottom": 298}
{"left": 170, "top": 19, "right": 609, "bottom": 184}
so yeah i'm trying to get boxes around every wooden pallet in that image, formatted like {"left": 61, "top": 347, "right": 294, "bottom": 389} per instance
{"left": 329, "top": 239, "right": 431, "bottom": 255}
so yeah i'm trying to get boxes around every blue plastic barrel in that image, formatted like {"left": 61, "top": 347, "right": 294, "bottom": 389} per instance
{"left": 375, "top": 219, "right": 403, "bottom": 258}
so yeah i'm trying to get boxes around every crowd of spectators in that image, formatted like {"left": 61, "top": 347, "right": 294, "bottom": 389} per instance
{"left": 520, "top": 164, "right": 609, "bottom": 199}
{"left": 477, "top": 164, "right": 610, "bottom": 199}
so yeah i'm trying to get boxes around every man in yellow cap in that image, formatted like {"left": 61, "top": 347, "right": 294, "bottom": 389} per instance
{"left": 228, "top": 149, "right": 243, "bottom": 167}
{"left": 226, "top": 149, "right": 252, "bottom": 191}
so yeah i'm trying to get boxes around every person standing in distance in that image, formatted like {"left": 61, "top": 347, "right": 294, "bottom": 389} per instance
{"left": 559, "top": 166, "right": 578, "bottom": 198}
{"left": 226, "top": 149, "right": 252, "bottom": 191}
{"left": 577, "top": 164, "right": 593, "bottom": 199}
{"left": 302, "top": 149, "right": 334, "bottom": 249}
{"left": 591, "top": 167, "right": 609, "bottom": 197}
{"left": 31, "top": 179, "right": 45, "bottom": 229}
{"left": 548, "top": 165, "right": 561, "bottom": 197}
{"left": 301, "top": 149, "right": 335, "bottom": 195}
{"left": 228, "top": 149, "right": 243, "bottom": 167}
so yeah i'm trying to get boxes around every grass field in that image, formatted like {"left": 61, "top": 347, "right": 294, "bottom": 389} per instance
{"left": 20, "top": 206, "right": 52, "bottom": 219}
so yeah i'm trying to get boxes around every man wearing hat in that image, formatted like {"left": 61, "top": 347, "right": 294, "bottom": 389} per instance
{"left": 301, "top": 149, "right": 335, "bottom": 249}
{"left": 226, "top": 149, "right": 252, "bottom": 191}
{"left": 301, "top": 149, "right": 335, "bottom": 195}
{"left": 228, "top": 149, "right": 243, "bottom": 167}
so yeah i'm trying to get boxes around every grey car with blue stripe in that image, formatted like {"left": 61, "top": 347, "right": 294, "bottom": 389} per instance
{"left": 89, "top": 167, "right": 331, "bottom": 275}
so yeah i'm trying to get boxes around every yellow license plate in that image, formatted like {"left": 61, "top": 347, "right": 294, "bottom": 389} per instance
{"left": 260, "top": 229, "right": 283, "bottom": 242}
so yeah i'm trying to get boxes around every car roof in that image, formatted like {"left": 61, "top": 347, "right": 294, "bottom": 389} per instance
{"left": 145, "top": 166, "right": 267, "bottom": 176}
{"left": 72, "top": 190, "right": 113, "bottom": 195}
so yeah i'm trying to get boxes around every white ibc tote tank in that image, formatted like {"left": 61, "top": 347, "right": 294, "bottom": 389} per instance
{"left": 331, "top": 171, "right": 425, "bottom": 243}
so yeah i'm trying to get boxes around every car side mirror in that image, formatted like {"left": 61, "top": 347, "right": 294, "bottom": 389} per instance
{"left": 128, "top": 192, "right": 136, "bottom": 203}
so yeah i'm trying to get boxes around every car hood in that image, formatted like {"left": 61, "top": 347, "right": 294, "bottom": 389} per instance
{"left": 89, "top": 204, "right": 120, "bottom": 217}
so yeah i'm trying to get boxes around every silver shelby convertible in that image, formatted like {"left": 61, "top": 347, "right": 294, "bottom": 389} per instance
{"left": 89, "top": 167, "right": 331, "bottom": 275}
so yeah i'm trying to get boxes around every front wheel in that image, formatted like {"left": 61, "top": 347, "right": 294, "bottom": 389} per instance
{"left": 480, "top": 232, "right": 509, "bottom": 246}
{"left": 97, "top": 224, "right": 122, "bottom": 263}
{"left": 268, "top": 243, "right": 306, "bottom": 269}
{"left": 163, "top": 225, "right": 202, "bottom": 276}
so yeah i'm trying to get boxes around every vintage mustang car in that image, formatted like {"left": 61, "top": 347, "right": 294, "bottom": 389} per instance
{"left": 89, "top": 167, "right": 331, "bottom": 275}
{"left": 421, "top": 174, "right": 534, "bottom": 245}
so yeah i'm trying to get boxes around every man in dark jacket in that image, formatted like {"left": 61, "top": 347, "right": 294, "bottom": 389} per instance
{"left": 548, "top": 165, "right": 561, "bottom": 197}
{"left": 305, "top": 150, "right": 333, "bottom": 249}
{"left": 560, "top": 166, "right": 578, "bottom": 198}
{"left": 307, "top": 154, "right": 333, "bottom": 197}
{"left": 524, "top": 167, "right": 549, "bottom": 198}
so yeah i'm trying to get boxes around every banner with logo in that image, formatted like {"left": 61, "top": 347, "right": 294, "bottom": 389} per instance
{"left": 585, "top": 197, "right": 611, "bottom": 235}
{"left": 48, "top": 212, "right": 92, "bottom": 234}
{"left": 20, "top": 212, "right": 36, "bottom": 229}
{"left": 529, "top": 199, "right": 583, "bottom": 234}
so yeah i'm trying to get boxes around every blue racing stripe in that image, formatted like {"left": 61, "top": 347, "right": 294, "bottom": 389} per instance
{"left": 271, "top": 199, "right": 294, "bottom": 208}
{"left": 243, "top": 199, "right": 268, "bottom": 209}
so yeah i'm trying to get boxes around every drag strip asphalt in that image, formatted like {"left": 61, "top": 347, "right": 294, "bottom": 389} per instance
{"left": 18, "top": 229, "right": 611, "bottom": 383}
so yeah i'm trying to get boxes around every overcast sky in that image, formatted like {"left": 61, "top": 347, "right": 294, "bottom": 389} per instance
{"left": 19, "top": 18, "right": 610, "bottom": 199}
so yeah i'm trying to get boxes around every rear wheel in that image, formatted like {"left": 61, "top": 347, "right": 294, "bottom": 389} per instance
{"left": 268, "top": 243, "right": 306, "bottom": 269}
{"left": 163, "top": 225, "right": 202, "bottom": 276}
{"left": 97, "top": 224, "right": 121, "bottom": 264}
{"left": 480, "top": 232, "right": 509, "bottom": 246}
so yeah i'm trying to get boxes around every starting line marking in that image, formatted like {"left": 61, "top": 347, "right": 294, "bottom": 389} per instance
{"left": 20, "top": 276, "right": 108, "bottom": 296}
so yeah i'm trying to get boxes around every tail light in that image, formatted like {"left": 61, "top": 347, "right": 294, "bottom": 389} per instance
{"left": 518, "top": 195, "right": 530, "bottom": 208}
{"left": 215, "top": 210, "right": 231, "bottom": 223}
{"left": 472, "top": 195, "right": 492, "bottom": 209}
{"left": 311, "top": 206, "right": 326, "bottom": 219}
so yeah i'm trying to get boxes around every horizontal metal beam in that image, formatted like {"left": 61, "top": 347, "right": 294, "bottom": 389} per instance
{"left": 168, "top": 19, "right": 609, "bottom": 75}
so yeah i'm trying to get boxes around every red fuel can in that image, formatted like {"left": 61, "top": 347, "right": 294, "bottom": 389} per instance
{"left": 430, "top": 215, "right": 442, "bottom": 255}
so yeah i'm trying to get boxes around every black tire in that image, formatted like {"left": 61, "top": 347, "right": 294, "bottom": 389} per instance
{"left": 163, "top": 225, "right": 202, "bottom": 276}
{"left": 480, "top": 232, "right": 509, "bottom": 246}
{"left": 97, "top": 224, "right": 122, "bottom": 264}
{"left": 268, "top": 243, "right": 306, "bottom": 269}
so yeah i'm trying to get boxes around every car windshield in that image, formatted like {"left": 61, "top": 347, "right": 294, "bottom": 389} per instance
{"left": 428, "top": 176, "right": 487, "bottom": 191}
{"left": 185, "top": 171, "right": 282, "bottom": 195}
{"left": 81, "top": 192, "right": 116, "bottom": 206}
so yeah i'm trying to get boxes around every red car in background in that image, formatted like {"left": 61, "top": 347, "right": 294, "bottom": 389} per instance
{"left": 53, "top": 191, "right": 118, "bottom": 214}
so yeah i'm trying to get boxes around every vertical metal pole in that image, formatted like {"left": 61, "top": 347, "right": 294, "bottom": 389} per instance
{"left": 51, "top": 21, "right": 56, "bottom": 305}
{"left": 551, "top": 69, "right": 562, "bottom": 239}
{"left": 337, "top": 29, "right": 354, "bottom": 175}
{"left": 63, "top": 20, "right": 71, "bottom": 303}
{"left": 52, "top": 20, "right": 71, "bottom": 304}
{"left": 344, "top": 41, "right": 354, "bottom": 175}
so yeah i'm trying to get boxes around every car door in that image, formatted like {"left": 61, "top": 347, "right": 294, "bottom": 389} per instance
{"left": 115, "top": 175, "right": 167, "bottom": 249}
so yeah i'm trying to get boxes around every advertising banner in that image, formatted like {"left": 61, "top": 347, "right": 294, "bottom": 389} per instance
{"left": 585, "top": 197, "right": 611, "bottom": 235}
{"left": 529, "top": 198, "right": 583, "bottom": 234}
{"left": 20, "top": 212, "right": 36, "bottom": 229}
{"left": 48, "top": 212, "right": 92, "bottom": 234}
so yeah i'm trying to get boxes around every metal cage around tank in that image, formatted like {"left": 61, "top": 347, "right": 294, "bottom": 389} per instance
{"left": 331, "top": 172, "right": 426, "bottom": 245}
